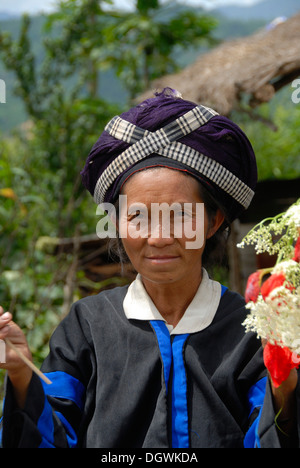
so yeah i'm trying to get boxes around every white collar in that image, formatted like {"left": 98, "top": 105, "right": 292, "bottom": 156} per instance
{"left": 123, "top": 269, "right": 221, "bottom": 335}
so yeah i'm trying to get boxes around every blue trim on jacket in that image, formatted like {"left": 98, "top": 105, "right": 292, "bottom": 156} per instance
{"left": 38, "top": 371, "right": 85, "bottom": 448}
{"left": 244, "top": 376, "right": 267, "bottom": 448}
{"left": 42, "top": 371, "right": 85, "bottom": 411}
{"left": 150, "top": 286, "right": 228, "bottom": 448}
{"left": 171, "top": 334, "right": 190, "bottom": 448}
{"left": 150, "top": 321, "right": 172, "bottom": 392}
{"left": 150, "top": 320, "right": 190, "bottom": 448}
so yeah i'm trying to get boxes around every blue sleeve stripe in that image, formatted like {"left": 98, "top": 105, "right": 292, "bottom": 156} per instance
{"left": 42, "top": 371, "right": 86, "bottom": 411}
{"left": 244, "top": 376, "right": 267, "bottom": 448}
{"left": 37, "top": 397, "right": 55, "bottom": 448}
{"left": 171, "top": 334, "right": 190, "bottom": 449}
{"left": 37, "top": 371, "right": 85, "bottom": 448}
{"left": 247, "top": 376, "right": 267, "bottom": 417}
{"left": 221, "top": 284, "right": 228, "bottom": 297}
{"left": 37, "top": 400, "right": 79, "bottom": 448}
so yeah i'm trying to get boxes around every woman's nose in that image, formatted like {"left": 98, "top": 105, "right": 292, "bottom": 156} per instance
{"left": 147, "top": 222, "right": 175, "bottom": 247}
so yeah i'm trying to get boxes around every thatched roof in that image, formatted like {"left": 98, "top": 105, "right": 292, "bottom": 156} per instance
{"left": 140, "top": 13, "right": 300, "bottom": 115}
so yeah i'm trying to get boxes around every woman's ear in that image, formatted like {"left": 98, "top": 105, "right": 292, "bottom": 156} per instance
{"left": 207, "top": 209, "right": 225, "bottom": 239}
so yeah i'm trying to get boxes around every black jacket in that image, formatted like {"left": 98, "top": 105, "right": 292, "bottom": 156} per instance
{"left": 2, "top": 285, "right": 299, "bottom": 448}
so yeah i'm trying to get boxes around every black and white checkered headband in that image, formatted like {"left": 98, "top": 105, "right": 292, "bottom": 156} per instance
{"left": 93, "top": 105, "right": 254, "bottom": 209}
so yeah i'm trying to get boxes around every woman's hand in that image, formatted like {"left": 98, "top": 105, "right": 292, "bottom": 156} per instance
{"left": 262, "top": 339, "right": 298, "bottom": 438}
{"left": 0, "top": 306, "right": 33, "bottom": 408}
{"left": 271, "top": 368, "right": 298, "bottom": 444}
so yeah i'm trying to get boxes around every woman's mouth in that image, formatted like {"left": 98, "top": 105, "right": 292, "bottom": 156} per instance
{"left": 145, "top": 256, "right": 179, "bottom": 264}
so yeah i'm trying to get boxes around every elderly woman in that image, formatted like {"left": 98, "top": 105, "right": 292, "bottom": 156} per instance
{"left": 0, "top": 89, "right": 299, "bottom": 448}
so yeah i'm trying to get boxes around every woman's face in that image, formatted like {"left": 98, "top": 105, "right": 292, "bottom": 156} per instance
{"left": 119, "top": 168, "right": 223, "bottom": 288}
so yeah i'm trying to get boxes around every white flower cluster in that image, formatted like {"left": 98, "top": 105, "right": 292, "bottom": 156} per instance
{"left": 241, "top": 200, "right": 300, "bottom": 357}
{"left": 243, "top": 285, "right": 300, "bottom": 354}
{"left": 283, "top": 203, "right": 300, "bottom": 232}
{"left": 272, "top": 259, "right": 300, "bottom": 284}
{"left": 237, "top": 199, "right": 300, "bottom": 258}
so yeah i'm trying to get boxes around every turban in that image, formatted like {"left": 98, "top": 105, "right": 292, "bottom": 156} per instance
{"left": 81, "top": 89, "right": 257, "bottom": 222}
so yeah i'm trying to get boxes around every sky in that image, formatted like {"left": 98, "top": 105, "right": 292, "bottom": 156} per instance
{"left": 0, "top": 0, "right": 263, "bottom": 15}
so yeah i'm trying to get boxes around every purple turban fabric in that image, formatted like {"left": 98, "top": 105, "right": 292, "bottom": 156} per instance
{"left": 81, "top": 89, "right": 257, "bottom": 222}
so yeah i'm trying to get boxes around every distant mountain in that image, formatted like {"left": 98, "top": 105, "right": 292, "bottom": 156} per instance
{"left": 213, "top": 0, "right": 300, "bottom": 21}
{"left": 0, "top": 12, "right": 18, "bottom": 20}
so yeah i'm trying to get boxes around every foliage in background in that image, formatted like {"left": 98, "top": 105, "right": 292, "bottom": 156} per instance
{"left": 101, "top": 0, "right": 217, "bottom": 99}
{"left": 0, "top": 1, "right": 119, "bottom": 401}
{"left": 0, "top": 10, "right": 267, "bottom": 133}
{"left": 234, "top": 91, "right": 300, "bottom": 180}
{"left": 0, "top": 0, "right": 218, "bottom": 403}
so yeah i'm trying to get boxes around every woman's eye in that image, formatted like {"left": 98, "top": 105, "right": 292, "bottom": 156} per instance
{"left": 175, "top": 210, "right": 191, "bottom": 218}
{"left": 128, "top": 210, "right": 142, "bottom": 221}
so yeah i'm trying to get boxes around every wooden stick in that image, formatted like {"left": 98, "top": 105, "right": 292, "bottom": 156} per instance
{"left": 5, "top": 338, "right": 52, "bottom": 385}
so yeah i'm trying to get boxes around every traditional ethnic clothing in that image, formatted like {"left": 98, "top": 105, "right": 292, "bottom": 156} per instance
{"left": 2, "top": 89, "right": 298, "bottom": 448}
{"left": 1, "top": 270, "right": 292, "bottom": 448}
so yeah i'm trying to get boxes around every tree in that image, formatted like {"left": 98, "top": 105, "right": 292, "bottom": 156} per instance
{"left": 44, "top": 0, "right": 113, "bottom": 98}
{"left": 102, "top": 0, "right": 218, "bottom": 99}
{"left": 234, "top": 92, "right": 300, "bottom": 181}
{"left": 0, "top": 3, "right": 121, "bottom": 382}
{"left": 0, "top": 7, "right": 120, "bottom": 238}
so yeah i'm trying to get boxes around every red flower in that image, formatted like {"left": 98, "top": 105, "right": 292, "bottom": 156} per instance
{"left": 263, "top": 342, "right": 300, "bottom": 388}
{"left": 260, "top": 273, "right": 286, "bottom": 299}
{"left": 245, "top": 269, "right": 271, "bottom": 303}
{"left": 293, "top": 235, "right": 300, "bottom": 263}
{"left": 245, "top": 271, "right": 262, "bottom": 303}
{"left": 260, "top": 272, "right": 295, "bottom": 300}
